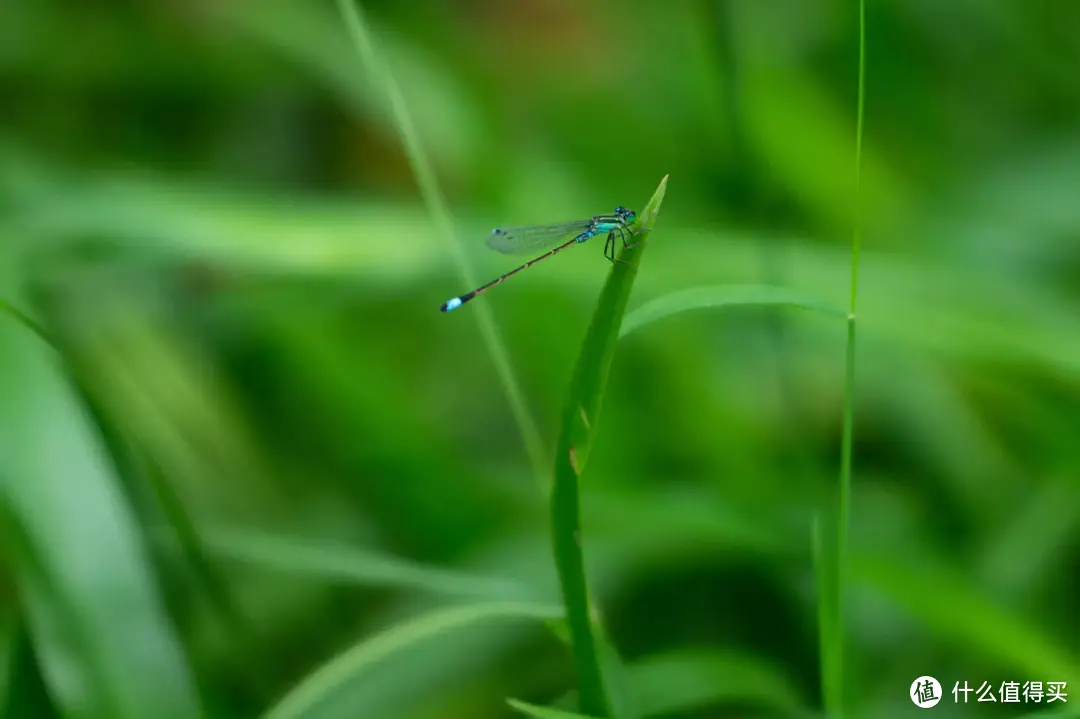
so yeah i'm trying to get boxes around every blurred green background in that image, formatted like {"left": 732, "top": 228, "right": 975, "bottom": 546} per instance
{"left": 2, "top": 1, "right": 1080, "bottom": 718}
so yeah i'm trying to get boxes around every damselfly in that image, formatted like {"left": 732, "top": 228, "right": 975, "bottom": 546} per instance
{"left": 439, "top": 206, "right": 639, "bottom": 312}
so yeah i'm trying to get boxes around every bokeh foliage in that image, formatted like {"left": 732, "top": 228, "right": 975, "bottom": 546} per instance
{"left": 2, "top": 0, "right": 1080, "bottom": 718}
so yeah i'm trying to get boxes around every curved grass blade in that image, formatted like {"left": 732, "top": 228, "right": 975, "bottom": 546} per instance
{"left": 199, "top": 527, "right": 531, "bottom": 602}
{"left": 261, "top": 602, "right": 562, "bottom": 719}
{"left": 619, "top": 284, "right": 846, "bottom": 339}
{"left": 0, "top": 303, "right": 203, "bottom": 719}
{"left": 553, "top": 647, "right": 808, "bottom": 719}
{"left": 854, "top": 555, "right": 1080, "bottom": 681}
{"left": 628, "top": 648, "right": 808, "bottom": 717}
{"left": 486, "top": 220, "right": 595, "bottom": 256}
{"left": 551, "top": 176, "right": 668, "bottom": 718}
{"left": 595, "top": 631, "right": 639, "bottom": 719}
{"left": 508, "top": 699, "right": 601, "bottom": 719}
{"left": 542, "top": 627, "right": 639, "bottom": 719}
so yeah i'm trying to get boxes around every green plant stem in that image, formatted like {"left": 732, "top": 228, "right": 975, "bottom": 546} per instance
{"left": 551, "top": 468, "right": 608, "bottom": 716}
{"left": 848, "top": 0, "right": 866, "bottom": 314}
{"left": 826, "top": 1, "right": 866, "bottom": 717}
{"left": 550, "top": 178, "right": 668, "bottom": 718}
{"left": 332, "top": 0, "right": 547, "bottom": 488}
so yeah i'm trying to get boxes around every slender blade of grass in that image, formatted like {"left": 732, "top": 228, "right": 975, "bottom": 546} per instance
{"left": 554, "top": 646, "right": 809, "bottom": 718}
{"left": 195, "top": 527, "right": 531, "bottom": 602}
{"left": 855, "top": 555, "right": 1080, "bottom": 681}
{"left": 628, "top": 648, "right": 809, "bottom": 718}
{"left": 619, "top": 284, "right": 845, "bottom": 339}
{"left": 332, "top": 0, "right": 547, "bottom": 487}
{"left": 508, "top": 699, "right": 601, "bottom": 719}
{"left": 0, "top": 298, "right": 203, "bottom": 719}
{"left": 820, "top": 1, "right": 867, "bottom": 717}
{"left": 261, "top": 602, "right": 563, "bottom": 719}
{"left": 550, "top": 177, "right": 669, "bottom": 717}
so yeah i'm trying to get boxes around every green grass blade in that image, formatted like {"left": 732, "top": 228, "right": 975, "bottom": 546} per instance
{"left": 556, "top": 646, "right": 809, "bottom": 718}
{"left": 821, "top": 1, "right": 867, "bottom": 716}
{"left": 508, "top": 699, "right": 601, "bottom": 719}
{"left": 331, "top": 0, "right": 547, "bottom": 487}
{"left": 855, "top": 555, "right": 1080, "bottom": 681}
{"left": 0, "top": 309, "right": 202, "bottom": 719}
{"left": 619, "top": 284, "right": 845, "bottom": 339}
{"left": 550, "top": 176, "right": 669, "bottom": 717}
{"left": 261, "top": 602, "right": 563, "bottom": 719}
{"left": 594, "top": 629, "right": 639, "bottom": 719}
{"left": 629, "top": 648, "right": 808, "bottom": 718}
{"left": 197, "top": 527, "right": 532, "bottom": 601}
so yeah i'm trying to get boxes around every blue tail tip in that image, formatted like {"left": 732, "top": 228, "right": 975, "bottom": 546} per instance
{"left": 440, "top": 297, "right": 463, "bottom": 312}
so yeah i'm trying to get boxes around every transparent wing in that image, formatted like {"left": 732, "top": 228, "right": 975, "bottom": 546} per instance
{"left": 484, "top": 219, "right": 594, "bottom": 256}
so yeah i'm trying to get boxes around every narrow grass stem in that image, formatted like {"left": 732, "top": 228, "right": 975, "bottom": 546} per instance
{"left": 826, "top": 1, "right": 867, "bottom": 717}
{"left": 333, "top": 0, "right": 548, "bottom": 488}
